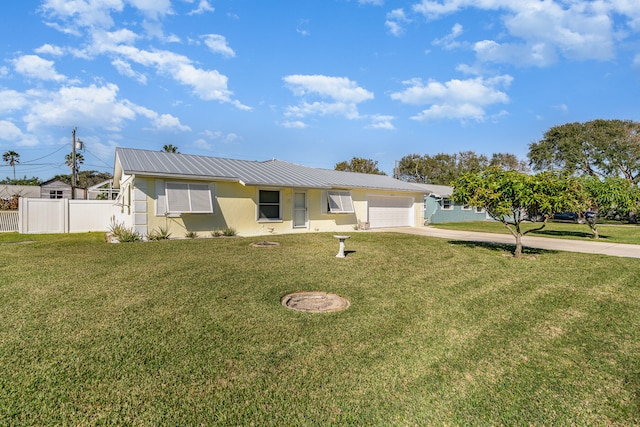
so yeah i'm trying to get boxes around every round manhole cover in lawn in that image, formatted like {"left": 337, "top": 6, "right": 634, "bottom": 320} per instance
{"left": 281, "top": 292, "right": 350, "bottom": 313}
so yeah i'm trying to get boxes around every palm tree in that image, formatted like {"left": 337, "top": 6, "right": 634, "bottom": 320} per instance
{"left": 65, "top": 152, "right": 84, "bottom": 175}
{"left": 2, "top": 150, "right": 19, "bottom": 180}
{"left": 162, "top": 144, "right": 178, "bottom": 153}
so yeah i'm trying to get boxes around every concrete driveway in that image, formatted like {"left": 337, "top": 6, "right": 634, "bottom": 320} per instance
{"left": 374, "top": 226, "right": 640, "bottom": 259}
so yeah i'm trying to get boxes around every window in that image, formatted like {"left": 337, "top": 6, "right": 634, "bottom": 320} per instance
{"left": 258, "top": 189, "right": 281, "bottom": 220}
{"left": 475, "top": 206, "right": 485, "bottom": 213}
{"left": 327, "top": 190, "right": 354, "bottom": 213}
{"left": 441, "top": 198, "right": 453, "bottom": 210}
{"left": 49, "top": 190, "right": 63, "bottom": 199}
{"left": 462, "top": 204, "right": 472, "bottom": 210}
{"left": 165, "top": 182, "right": 213, "bottom": 214}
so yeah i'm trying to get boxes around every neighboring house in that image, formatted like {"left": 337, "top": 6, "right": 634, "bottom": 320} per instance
{"left": 113, "top": 148, "right": 427, "bottom": 237}
{"left": 40, "top": 179, "right": 73, "bottom": 199}
{"left": 416, "top": 184, "right": 489, "bottom": 224}
{"left": 0, "top": 185, "right": 40, "bottom": 199}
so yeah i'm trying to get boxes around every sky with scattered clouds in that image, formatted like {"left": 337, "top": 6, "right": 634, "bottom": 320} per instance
{"left": 1, "top": 0, "right": 640, "bottom": 179}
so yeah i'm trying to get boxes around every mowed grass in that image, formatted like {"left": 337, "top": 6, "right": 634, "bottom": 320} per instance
{"left": 1, "top": 232, "right": 639, "bottom": 425}
{"left": 434, "top": 220, "right": 640, "bottom": 244}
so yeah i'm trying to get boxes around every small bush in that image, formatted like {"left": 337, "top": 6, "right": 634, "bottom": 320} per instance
{"left": 222, "top": 227, "right": 237, "bottom": 237}
{"left": 211, "top": 229, "right": 223, "bottom": 237}
{"left": 108, "top": 219, "right": 140, "bottom": 243}
{"left": 147, "top": 226, "right": 171, "bottom": 241}
{"left": 185, "top": 230, "right": 198, "bottom": 239}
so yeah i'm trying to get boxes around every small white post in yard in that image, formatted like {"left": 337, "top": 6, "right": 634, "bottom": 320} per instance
{"left": 333, "top": 235, "right": 350, "bottom": 258}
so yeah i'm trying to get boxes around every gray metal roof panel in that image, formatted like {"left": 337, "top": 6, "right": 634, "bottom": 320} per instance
{"left": 116, "top": 148, "right": 426, "bottom": 193}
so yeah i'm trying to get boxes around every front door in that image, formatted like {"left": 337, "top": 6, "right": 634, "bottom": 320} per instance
{"left": 293, "top": 192, "right": 307, "bottom": 228}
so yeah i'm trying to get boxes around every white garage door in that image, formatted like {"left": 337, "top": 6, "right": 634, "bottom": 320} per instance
{"left": 368, "top": 196, "right": 414, "bottom": 228}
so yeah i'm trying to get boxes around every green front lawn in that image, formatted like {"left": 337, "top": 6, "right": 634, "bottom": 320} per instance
{"left": 1, "top": 232, "right": 639, "bottom": 425}
{"left": 434, "top": 220, "right": 640, "bottom": 244}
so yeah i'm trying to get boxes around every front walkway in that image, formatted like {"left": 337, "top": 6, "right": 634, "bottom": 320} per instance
{"left": 374, "top": 227, "right": 640, "bottom": 259}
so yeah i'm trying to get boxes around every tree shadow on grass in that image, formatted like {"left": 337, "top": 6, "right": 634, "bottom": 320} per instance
{"left": 529, "top": 229, "right": 602, "bottom": 239}
{"left": 447, "top": 240, "right": 556, "bottom": 256}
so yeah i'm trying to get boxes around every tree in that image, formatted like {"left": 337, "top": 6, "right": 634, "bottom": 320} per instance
{"left": 65, "top": 152, "right": 84, "bottom": 175}
{"left": 51, "top": 170, "right": 112, "bottom": 189}
{"left": 334, "top": 157, "right": 386, "bottom": 175}
{"left": 2, "top": 150, "right": 20, "bottom": 180}
{"left": 528, "top": 119, "right": 640, "bottom": 183}
{"left": 0, "top": 176, "right": 42, "bottom": 185}
{"left": 163, "top": 144, "right": 179, "bottom": 153}
{"left": 453, "top": 168, "right": 588, "bottom": 258}
{"left": 580, "top": 176, "right": 639, "bottom": 239}
{"left": 396, "top": 151, "right": 526, "bottom": 185}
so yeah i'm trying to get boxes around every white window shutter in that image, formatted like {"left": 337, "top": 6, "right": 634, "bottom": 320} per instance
{"left": 156, "top": 179, "right": 166, "bottom": 216}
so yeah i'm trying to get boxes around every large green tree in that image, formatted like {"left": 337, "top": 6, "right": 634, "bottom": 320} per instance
{"left": 0, "top": 176, "right": 42, "bottom": 185}
{"left": 397, "top": 151, "right": 527, "bottom": 185}
{"left": 334, "top": 157, "right": 386, "bottom": 175}
{"left": 453, "top": 168, "right": 588, "bottom": 258}
{"left": 2, "top": 150, "right": 20, "bottom": 180}
{"left": 528, "top": 119, "right": 640, "bottom": 183}
{"left": 580, "top": 176, "right": 640, "bottom": 239}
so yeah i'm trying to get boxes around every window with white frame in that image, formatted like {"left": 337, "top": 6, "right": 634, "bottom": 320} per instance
{"left": 49, "top": 190, "right": 63, "bottom": 199}
{"left": 475, "top": 206, "right": 485, "bottom": 213}
{"left": 165, "top": 182, "right": 213, "bottom": 214}
{"left": 462, "top": 204, "right": 472, "bottom": 210}
{"left": 327, "top": 190, "right": 354, "bottom": 213}
{"left": 441, "top": 198, "right": 453, "bottom": 210}
{"left": 258, "top": 189, "right": 281, "bottom": 220}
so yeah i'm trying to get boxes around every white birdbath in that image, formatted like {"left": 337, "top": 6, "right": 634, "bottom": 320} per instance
{"left": 333, "top": 235, "right": 351, "bottom": 258}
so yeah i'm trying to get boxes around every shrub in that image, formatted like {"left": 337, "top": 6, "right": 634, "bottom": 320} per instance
{"left": 147, "top": 226, "right": 171, "bottom": 241}
{"left": 211, "top": 229, "right": 223, "bottom": 237}
{"left": 222, "top": 227, "right": 237, "bottom": 237}
{"left": 108, "top": 218, "right": 140, "bottom": 243}
{"left": 185, "top": 230, "right": 198, "bottom": 239}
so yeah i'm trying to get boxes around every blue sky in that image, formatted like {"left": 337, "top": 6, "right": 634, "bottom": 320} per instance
{"left": 1, "top": 0, "right": 640, "bottom": 179}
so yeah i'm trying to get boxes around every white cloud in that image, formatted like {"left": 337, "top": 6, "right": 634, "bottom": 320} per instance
{"left": 281, "top": 120, "right": 307, "bottom": 129}
{"left": 0, "top": 121, "right": 23, "bottom": 141}
{"left": 284, "top": 75, "right": 373, "bottom": 103}
{"left": 152, "top": 114, "right": 191, "bottom": 132}
{"left": 412, "top": 0, "right": 621, "bottom": 65}
{"left": 111, "top": 58, "right": 148, "bottom": 84}
{"left": 283, "top": 75, "right": 374, "bottom": 121}
{"left": 126, "top": 0, "right": 173, "bottom": 19}
{"left": 202, "top": 34, "right": 236, "bottom": 58}
{"left": 0, "top": 90, "right": 28, "bottom": 112}
{"left": 34, "top": 44, "right": 64, "bottom": 56}
{"left": 367, "top": 115, "right": 395, "bottom": 130}
{"left": 12, "top": 55, "right": 66, "bottom": 82}
{"left": 188, "top": 0, "right": 214, "bottom": 15}
{"left": 385, "top": 8, "right": 410, "bottom": 37}
{"left": 432, "top": 23, "right": 464, "bottom": 50}
{"left": 41, "top": 0, "right": 124, "bottom": 30}
{"left": 23, "top": 84, "right": 136, "bottom": 132}
{"left": 359, "top": 0, "right": 384, "bottom": 5}
{"left": 390, "top": 75, "right": 512, "bottom": 122}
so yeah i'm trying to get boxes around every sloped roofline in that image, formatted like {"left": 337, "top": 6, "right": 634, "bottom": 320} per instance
{"left": 114, "top": 147, "right": 427, "bottom": 193}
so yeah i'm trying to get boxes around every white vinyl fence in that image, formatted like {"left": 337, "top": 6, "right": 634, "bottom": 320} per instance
{"left": 0, "top": 211, "right": 19, "bottom": 232}
{"left": 19, "top": 198, "right": 129, "bottom": 234}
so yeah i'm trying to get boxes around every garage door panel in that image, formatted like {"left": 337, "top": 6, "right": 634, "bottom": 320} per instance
{"left": 368, "top": 196, "right": 413, "bottom": 228}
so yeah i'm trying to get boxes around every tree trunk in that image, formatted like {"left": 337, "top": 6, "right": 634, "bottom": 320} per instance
{"left": 514, "top": 233, "right": 523, "bottom": 258}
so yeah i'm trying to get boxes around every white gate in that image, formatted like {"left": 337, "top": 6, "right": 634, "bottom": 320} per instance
{"left": 19, "top": 198, "right": 127, "bottom": 234}
{"left": 0, "top": 211, "right": 19, "bottom": 232}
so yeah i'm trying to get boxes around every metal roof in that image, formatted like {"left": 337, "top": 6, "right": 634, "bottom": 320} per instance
{"left": 412, "top": 183, "right": 453, "bottom": 197}
{"left": 115, "top": 147, "right": 426, "bottom": 193}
